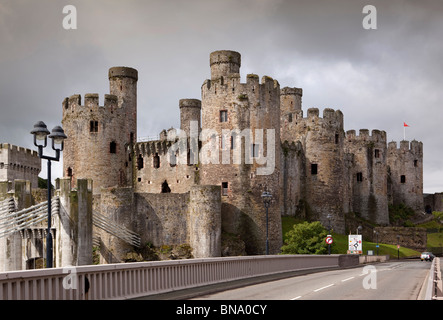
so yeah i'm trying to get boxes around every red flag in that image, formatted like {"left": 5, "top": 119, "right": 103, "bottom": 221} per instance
{"left": 403, "top": 122, "right": 409, "bottom": 127}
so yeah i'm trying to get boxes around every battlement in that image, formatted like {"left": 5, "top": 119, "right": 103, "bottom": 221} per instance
{"left": 388, "top": 140, "right": 423, "bottom": 154}
{"left": 346, "top": 129, "right": 387, "bottom": 143}
{"left": 179, "top": 99, "right": 201, "bottom": 109}
{"left": 62, "top": 93, "right": 119, "bottom": 112}
{"left": 281, "top": 108, "right": 344, "bottom": 127}
{"left": 108, "top": 66, "right": 138, "bottom": 81}
{"left": 301, "top": 108, "right": 344, "bottom": 122}
{"left": 280, "top": 86, "right": 303, "bottom": 96}
{"left": 0, "top": 143, "right": 39, "bottom": 158}
{"left": 135, "top": 139, "right": 174, "bottom": 157}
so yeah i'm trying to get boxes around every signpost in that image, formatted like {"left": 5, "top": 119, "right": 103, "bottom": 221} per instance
{"left": 347, "top": 234, "right": 362, "bottom": 254}
{"left": 325, "top": 235, "right": 333, "bottom": 255}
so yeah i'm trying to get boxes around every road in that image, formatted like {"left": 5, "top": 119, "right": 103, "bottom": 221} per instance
{"left": 193, "top": 260, "right": 430, "bottom": 300}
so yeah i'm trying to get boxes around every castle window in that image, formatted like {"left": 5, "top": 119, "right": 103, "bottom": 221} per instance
{"left": 153, "top": 153, "right": 160, "bottom": 169}
{"left": 222, "top": 182, "right": 228, "bottom": 196}
{"left": 0, "top": 162, "right": 3, "bottom": 169}
{"left": 231, "top": 135, "right": 236, "bottom": 149}
{"left": 67, "top": 167, "right": 72, "bottom": 177}
{"left": 288, "top": 114, "right": 293, "bottom": 123}
{"left": 220, "top": 110, "right": 228, "bottom": 123}
{"left": 311, "top": 164, "right": 318, "bottom": 175}
{"left": 138, "top": 178, "right": 141, "bottom": 182}
{"left": 137, "top": 154, "right": 144, "bottom": 170}
{"left": 161, "top": 180, "right": 171, "bottom": 193}
{"left": 110, "top": 141, "right": 117, "bottom": 154}
{"left": 374, "top": 149, "right": 380, "bottom": 158}
{"left": 414, "top": 160, "right": 418, "bottom": 167}
{"left": 90, "top": 121, "right": 98, "bottom": 133}
{"left": 400, "top": 175, "right": 406, "bottom": 183}
{"left": 357, "top": 172, "right": 363, "bottom": 182}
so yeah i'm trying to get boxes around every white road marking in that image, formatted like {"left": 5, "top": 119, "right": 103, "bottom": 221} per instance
{"left": 314, "top": 284, "right": 334, "bottom": 292}
{"left": 341, "top": 277, "right": 355, "bottom": 282}
{"left": 290, "top": 296, "right": 302, "bottom": 300}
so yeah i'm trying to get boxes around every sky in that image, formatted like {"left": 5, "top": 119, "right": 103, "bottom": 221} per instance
{"left": 0, "top": 0, "right": 442, "bottom": 193}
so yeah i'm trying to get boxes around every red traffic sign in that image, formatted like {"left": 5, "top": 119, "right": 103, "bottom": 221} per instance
{"left": 325, "top": 236, "right": 333, "bottom": 245}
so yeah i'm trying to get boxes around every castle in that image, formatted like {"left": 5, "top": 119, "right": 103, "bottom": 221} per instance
{"left": 57, "top": 50, "right": 423, "bottom": 260}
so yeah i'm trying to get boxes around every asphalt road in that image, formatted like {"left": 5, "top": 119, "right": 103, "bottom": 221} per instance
{"left": 193, "top": 260, "right": 430, "bottom": 300}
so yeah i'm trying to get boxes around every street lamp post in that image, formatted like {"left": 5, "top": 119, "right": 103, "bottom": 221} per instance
{"left": 374, "top": 230, "right": 379, "bottom": 256}
{"left": 261, "top": 191, "right": 272, "bottom": 255}
{"left": 31, "top": 121, "right": 67, "bottom": 268}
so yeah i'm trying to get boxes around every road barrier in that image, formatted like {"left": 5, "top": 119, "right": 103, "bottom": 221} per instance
{"left": 0, "top": 254, "right": 359, "bottom": 300}
{"left": 425, "top": 257, "right": 442, "bottom": 300}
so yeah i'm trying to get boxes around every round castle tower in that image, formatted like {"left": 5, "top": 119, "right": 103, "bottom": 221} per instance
{"left": 179, "top": 98, "right": 201, "bottom": 138}
{"left": 62, "top": 67, "right": 138, "bottom": 194}
{"left": 286, "top": 107, "right": 346, "bottom": 233}
{"left": 200, "top": 50, "right": 282, "bottom": 254}
{"left": 387, "top": 140, "right": 424, "bottom": 212}
{"left": 280, "top": 87, "right": 302, "bottom": 116}
{"left": 345, "top": 129, "right": 389, "bottom": 225}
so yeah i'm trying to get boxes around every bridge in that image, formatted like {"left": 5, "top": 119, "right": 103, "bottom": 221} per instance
{"left": 0, "top": 254, "right": 441, "bottom": 300}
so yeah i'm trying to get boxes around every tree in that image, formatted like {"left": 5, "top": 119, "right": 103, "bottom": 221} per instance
{"left": 281, "top": 221, "right": 329, "bottom": 254}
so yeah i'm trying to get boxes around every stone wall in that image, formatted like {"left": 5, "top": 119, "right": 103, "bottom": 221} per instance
{"left": 0, "top": 143, "right": 41, "bottom": 189}
{"left": 134, "top": 137, "right": 197, "bottom": 194}
{"left": 374, "top": 226, "right": 427, "bottom": 251}
{"left": 95, "top": 186, "right": 222, "bottom": 262}
{"left": 135, "top": 192, "right": 189, "bottom": 247}
{"left": 423, "top": 193, "right": 443, "bottom": 213}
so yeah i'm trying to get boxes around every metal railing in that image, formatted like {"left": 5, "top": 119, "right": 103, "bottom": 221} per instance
{"left": 0, "top": 255, "right": 351, "bottom": 300}
{"left": 0, "top": 197, "right": 59, "bottom": 239}
{"left": 92, "top": 211, "right": 141, "bottom": 247}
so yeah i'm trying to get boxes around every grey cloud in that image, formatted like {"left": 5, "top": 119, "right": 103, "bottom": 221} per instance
{"left": 0, "top": 0, "right": 442, "bottom": 192}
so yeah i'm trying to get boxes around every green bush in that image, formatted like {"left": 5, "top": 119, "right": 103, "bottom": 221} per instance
{"left": 281, "top": 221, "right": 328, "bottom": 254}
{"left": 388, "top": 203, "right": 415, "bottom": 226}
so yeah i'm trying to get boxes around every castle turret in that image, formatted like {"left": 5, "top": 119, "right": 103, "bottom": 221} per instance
{"left": 387, "top": 140, "right": 423, "bottom": 212}
{"left": 345, "top": 129, "right": 389, "bottom": 225}
{"left": 62, "top": 67, "right": 138, "bottom": 194}
{"left": 179, "top": 98, "right": 201, "bottom": 138}
{"left": 109, "top": 66, "right": 138, "bottom": 144}
{"left": 210, "top": 50, "right": 241, "bottom": 81}
{"left": 280, "top": 87, "right": 302, "bottom": 116}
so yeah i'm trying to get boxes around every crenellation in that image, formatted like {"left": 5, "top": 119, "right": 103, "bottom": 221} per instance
{"left": 84, "top": 93, "right": 99, "bottom": 108}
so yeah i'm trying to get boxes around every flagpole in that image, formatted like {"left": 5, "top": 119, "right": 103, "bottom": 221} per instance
{"left": 403, "top": 125, "right": 405, "bottom": 141}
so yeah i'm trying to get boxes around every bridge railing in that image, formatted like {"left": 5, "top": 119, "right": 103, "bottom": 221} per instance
{"left": 425, "top": 257, "right": 442, "bottom": 300}
{"left": 0, "top": 254, "right": 358, "bottom": 300}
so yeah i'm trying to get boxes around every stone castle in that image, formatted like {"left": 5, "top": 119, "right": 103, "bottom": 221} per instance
{"left": 57, "top": 50, "right": 424, "bottom": 261}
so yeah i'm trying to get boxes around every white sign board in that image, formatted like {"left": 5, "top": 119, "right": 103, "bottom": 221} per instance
{"left": 347, "top": 234, "right": 362, "bottom": 254}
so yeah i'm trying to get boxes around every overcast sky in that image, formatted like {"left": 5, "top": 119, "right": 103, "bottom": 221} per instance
{"left": 0, "top": 0, "right": 442, "bottom": 193}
